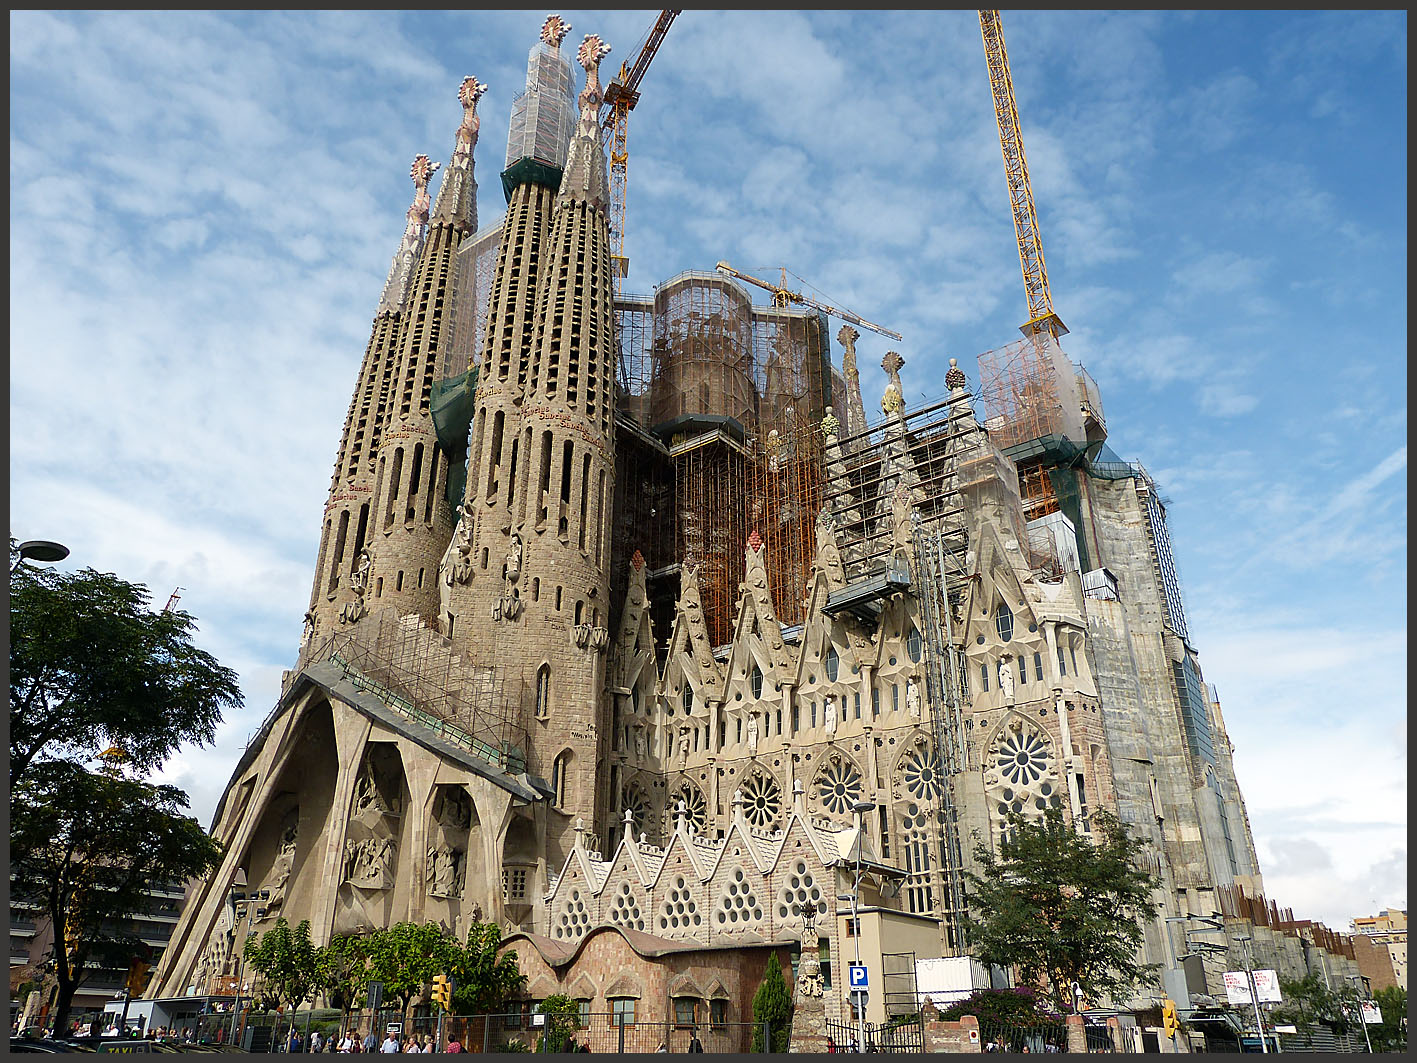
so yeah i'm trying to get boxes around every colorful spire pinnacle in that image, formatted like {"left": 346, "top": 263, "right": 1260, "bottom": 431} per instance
{"left": 432, "top": 76, "right": 486, "bottom": 228}
{"left": 541, "top": 13, "right": 571, "bottom": 48}
{"left": 556, "top": 33, "right": 611, "bottom": 211}
{"left": 376, "top": 153, "right": 440, "bottom": 317}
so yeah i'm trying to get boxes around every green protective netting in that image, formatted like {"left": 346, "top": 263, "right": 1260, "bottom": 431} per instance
{"left": 1047, "top": 466, "right": 1093, "bottom": 573}
{"left": 431, "top": 366, "right": 477, "bottom": 512}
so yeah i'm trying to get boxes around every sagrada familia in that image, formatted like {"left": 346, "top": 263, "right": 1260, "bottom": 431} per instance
{"left": 149, "top": 15, "right": 1360, "bottom": 1035}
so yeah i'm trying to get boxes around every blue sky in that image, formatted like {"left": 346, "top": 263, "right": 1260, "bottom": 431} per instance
{"left": 10, "top": 10, "right": 1406, "bottom": 932}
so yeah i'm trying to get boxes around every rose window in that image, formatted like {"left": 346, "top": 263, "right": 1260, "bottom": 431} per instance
{"left": 715, "top": 867, "right": 765, "bottom": 927}
{"left": 815, "top": 757, "right": 863, "bottom": 815}
{"left": 900, "top": 746, "right": 940, "bottom": 802}
{"left": 620, "top": 783, "right": 651, "bottom": 833}
{"left": 995, "top": 725, "right": 1050, "bottom": 786}
{"left": 670, "top": 785, "right": 708, "bottom": 834}
{"left": 740, "top": 773, "right": 783, "bottom": 830}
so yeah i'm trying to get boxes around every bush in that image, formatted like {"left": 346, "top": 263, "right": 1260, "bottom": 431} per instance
{"left": 937, "top": 988, "right": 1063, "bottom": 1025}
{"left": 751, "top": 957, "right": 793, "bottom": 1052}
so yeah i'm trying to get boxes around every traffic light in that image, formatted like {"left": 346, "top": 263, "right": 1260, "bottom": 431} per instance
{"left": 1162, "top": 999, "right": 1180, "bottom": 1039}
{"left": 431, "top": 973, "right": 451, "bottom": 1011}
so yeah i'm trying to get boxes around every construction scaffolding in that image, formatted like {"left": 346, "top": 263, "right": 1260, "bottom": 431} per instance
{"left": 302, "top": 610, "right": 531, "bottom": 777}
{"left": 611, "top": 271, "right": 834, "bottom": 647}
{"left": 976, "top": 332, "right": 1085, "bottom": 454}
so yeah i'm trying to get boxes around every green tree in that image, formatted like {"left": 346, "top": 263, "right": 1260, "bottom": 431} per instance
{"left": 450, "top": 922, "right": 528, "bottom": 1014}
{"left": 1272, "top": 971, "right": 1360, "bottom": 1045}
{"left": 243, "top": 917, "right": 318, "bottom": 1013}
{"left": 750, "top": 956, "right": 792, "bottom": 1052}
{"left": 535, "top": 994, "right": 582, "bottom": 1053}
{"left": 8, "top": 544, "right": 243, "bottom": 789}
{"left": 8, "top": 760, "right": 224, "bottom": 1035}
{"left": 1371, "top": 985, "right": 1406, "bottom": 1053}
{"left": 961, "top": 807, "right": 1160, "bottom": 1015}
{"left": 314, "top": 934, "right": 370, "bottom": 1019}
{"left": 364, "top": 922, "right": 460, "bottom": 1013}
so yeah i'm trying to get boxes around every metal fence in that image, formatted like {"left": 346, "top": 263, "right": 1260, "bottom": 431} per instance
{"left": 826, "top": 1016, "right": 925, "bottom": 1053}
{"left": 978, "top": 1018, "right": 1071, "bottom": 1054}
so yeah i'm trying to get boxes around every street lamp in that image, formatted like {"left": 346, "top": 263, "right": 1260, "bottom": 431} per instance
{"left": 840, "top": 798, "right": 876, "bottom": 1055}
{"left": 12, "top": 539, "right": 69, "bottom": 575}
{"left": 1230, "top": 933, "right": 1269, "bottom": 1054}
{"left": 227, "top": 870, "right": 249, "bottom": 1046}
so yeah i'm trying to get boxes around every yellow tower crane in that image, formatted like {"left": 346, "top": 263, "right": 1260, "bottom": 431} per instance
{"left": 978, "top": 9, "right": 1068, "bottom": 340}
{"left": 714, "top": 261, "right": 904, "bottom": 341}
{"left": 602, "top": 9, "right": 679, "bottom": 289}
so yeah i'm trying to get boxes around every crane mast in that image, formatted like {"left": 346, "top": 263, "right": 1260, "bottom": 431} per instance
{"left": 602, "top": 9, "right": 679, "bottom": 288}
{"left": 979, "top": 9, "right": 1067, "bottom": 339}
{"left": 714, "top": 260, "right": 903, "bottom": 342}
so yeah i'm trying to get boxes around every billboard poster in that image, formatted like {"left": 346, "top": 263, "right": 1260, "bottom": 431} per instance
{"left": 1360, "top": 1000, "right": 1382, "bottom": 1025}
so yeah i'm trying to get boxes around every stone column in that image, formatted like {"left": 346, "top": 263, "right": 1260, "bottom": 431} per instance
{"left": 1065, "top": 1014, "right": 1088, "bottom": 1053}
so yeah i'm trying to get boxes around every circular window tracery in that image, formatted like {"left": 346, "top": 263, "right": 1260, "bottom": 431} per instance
{"left": 900, "top": 746, "right": 940, "bottom": 802}
{"left": 715, "top": 867, "right": 765, "bottom": 927}
{"left": 815, "top": 757, "right": 863, "bottom": 815}
{"left": 670, "top": 785, "right": 708, "bottom": 834}
{"left": 610, "top": 881, "right": 645, "bottom": 931}
{"left": 620, "top": 783, "right": 651, "bottom": 833}
{"left": 740, "top": 773, "right": 783, "bottom": 830}
{"left": 776, "top": 860, "right": 826, "bottom": 921}
{"left": 659, "top": 875, "right": 701, "bottom": 933}
{"left": 554, "top": 887, "right": 591, "bottom": 940}
{"left": 995, "top": 725, "right": 1049, "bottom": 786}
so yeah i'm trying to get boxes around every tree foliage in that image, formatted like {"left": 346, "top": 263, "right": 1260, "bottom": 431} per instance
{"left": 1371, "top": 985, "right": 1406, "bottom": 1053}
{"left": 751, "top": 957, "right": 793, "bottom": 1052}
{"left": 937, "top": 987, "right": 1063, "bottom": 1024}
{"left": 8, "top": 544, "right": 243, "bottom": 788}
{"left": 961, "top": 807, "right": 1160, "bottom": 1015}
{"left": 314, "top": 934, "right": 370, "bottom": 1013}
{"left": 535, "top": 994, "right": 583, "bottom": 1053}
{"left": 362, "top": 922, "right": 456, "bottom": 1011}
{"left": 8, "top": 760, "right": 224, "bottom": 1035}
{"left": 244, "top": 918, "right": 318, "bottom": 1013}
{"left": 449, "top": 922, "right": 527, "bottom": 1014}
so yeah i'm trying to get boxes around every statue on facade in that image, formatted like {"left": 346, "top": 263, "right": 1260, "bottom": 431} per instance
{"left": 443, "top": 511, "right": 474, "bottom": 587}
{"left": 425, "top": 845, "right": 462, "bottom": 898}
{"left": 634, "top": 726, "right": 647, "bottom": 757}
{"left": 824, "top": 696, "right": 838, "bottom": 737}
{"left": 263, "top": 817, "right": 299, "bottom": 914}
{"left": 678, "top": 728, "right": 690, "bottom": 768}
{"left": 340, "top": 549, "right": 373, "bottom": 624}
{"left": 906, "top": 677, "right": 922, "bottom": 720}
{"left": 881, "top": 351, "right": 905, "bottom": 416}
{"left": 505, "top": 532, "right": 523, "bottom": 583}
{"left": 999, "top": 655, "right": 1017, "bottom": 703}
{"left": 746, "top": 712, "right": 760, "bottom": 756}
{"left": 300, "top": 609, "right": 317, "bottom": 649}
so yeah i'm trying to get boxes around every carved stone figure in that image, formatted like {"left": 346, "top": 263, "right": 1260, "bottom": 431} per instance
{"left": 999, "top": 655, "right": 1017, "bottom": 703}
{"left": 426, "top": 845, "right": 463, "bottom": 898}
{"left": 505, "top": 532, "right": 523, "bottom": 582}
{"left": 678, "top": 728, "right": 690, "bottom": 768}
{"left": 881, "top": 351, "right": 905, "bottom": 415}
{"left": 820, "top": 406, "right": 840, "bottom": 445}
{"left": 264, "top": 816, "right": 299, "bottom": 914}
{"left": 345, "top": 835, "right": 396, "bottom": 889}
{"left": 340, "top": 549, "right": 374, "bottom": 624}
{"left": 300, "top": 610, "right": 317, "bottom": 649}
{"left": 906, "top": 677, "right": 922, "bottom": 720}
{"left": 634, "top": 727, "right": 647, "bottom": 757}
{"left": 443, "top": 512, "right": 474, "bottom": 587}
{"left": 796, "top": 923, "right": 824, "bottom": 997}
{"left": 824, "top": 696, "right": 838, "bottom": 737}
{"left": 746, "top": 712, "right": 760, "bottom": 756}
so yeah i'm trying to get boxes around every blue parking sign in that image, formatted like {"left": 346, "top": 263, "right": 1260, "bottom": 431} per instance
{"left": 849, "top": 964, "right": 869, "bottom": 990}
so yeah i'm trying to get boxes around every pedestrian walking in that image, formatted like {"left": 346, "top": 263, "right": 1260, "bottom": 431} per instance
{"left": 380, "top": 1031, "right": 400, "bottom": 1053}
{"left": 311, "top": 1030, "right": 324, "bottom": 1053}
{"left": 445, "top": 1036, "right": 463, "bottom": 1054}
{"left": 363, "top": 1029, "right": 378, "bottom": 1054}
{"left": 688, "top": 1028, "right": 704, "bottom": 1053}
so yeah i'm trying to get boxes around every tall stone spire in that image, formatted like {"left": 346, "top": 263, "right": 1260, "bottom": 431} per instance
{"left": 377, "top": 154, "right": 440, "bottom": 317}
{"left": 432, "top": 77, "right": 486, "bottom": 230}
{"left": 360, "top": 75, "right": 488, "bottom": 626}
{"left": 303, "top": 155, "right": 440, "bottom": 648}
{"left": 556, "top": 34, "right": 611, "bottom": 213}
{"left": 836, "top": 324, "right": 869, "bottom": 442}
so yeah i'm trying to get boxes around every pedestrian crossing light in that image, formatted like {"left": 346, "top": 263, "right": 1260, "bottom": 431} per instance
{"left": 431, "top": 973, "right": 452, "bottom": 1011}
{"left": 1162, "top": 999, "right": 1180, "bottom": 1039}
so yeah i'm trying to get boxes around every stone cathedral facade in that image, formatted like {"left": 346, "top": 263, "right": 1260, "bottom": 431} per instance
{"left": 150, "top": 16, "right": 1301, "bottom": 1021}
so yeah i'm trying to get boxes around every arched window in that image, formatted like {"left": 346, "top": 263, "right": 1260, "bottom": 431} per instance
{"left": 535, "top": 665, "right": 551, "bottom": 719}
{"left": 552, "top": 751, "right": 571, "bottom": 808}
{"left": 994, "top": 600, "right": 1014, "bottom": 643}
{"left": 682, "top": 684, "right": 693, "bottom": 715}
{"left": 751, "top": 664, "right": 764, "bottom": 700}
{"left": 906, "top": 627, "right": 923, "bottom": 663}
{"left": 825, "top": 646, "right": 840, "bottom": 682}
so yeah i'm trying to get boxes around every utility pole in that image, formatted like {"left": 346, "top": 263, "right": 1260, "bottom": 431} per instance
{"left": 1232, "top": 933, "right": 1269, "bottom": 1054}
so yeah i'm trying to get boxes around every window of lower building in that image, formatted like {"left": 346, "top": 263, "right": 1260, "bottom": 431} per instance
{"left": 710, "top": 999, "right": 728, "bottom": 1026}
{"left": 820, "top": 942, "right": 833, "bottom": 989}
{"left": 612, "top": 998, "right": 636, "bottom": 1027}
{"left": 854, "top": 692, "right": 861, "bottom": 719}
{"left": 1057, "top": 645, "right": 1067, "bottom": 676}
{"left": 1034, "top": 651, "right": 1044, "bottom": 684}
{"left": 673, "top": 997, "right": 698, "bottom": 1026}
{"left": 578, "top": 999, "right": 592, "bottom": 1026}
{"left": 1018, "top": 654, "right": 1028, "bottom": 684}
